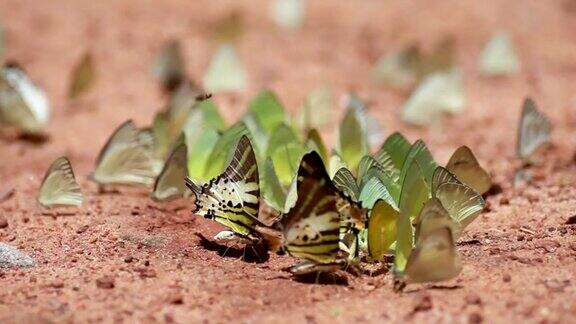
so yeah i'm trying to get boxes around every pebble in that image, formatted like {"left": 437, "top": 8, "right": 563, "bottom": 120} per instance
{"left": 465, "top": 293, "right": 482, "bottom": 305}
{"left": 49, "top": 280, "right": 65, "bottom": 289}
{"left": 535, "top": 239, "right": 560, "bottom": 253}
{"left": 0, "top": 215, "right": 8, "bottom": 229}
{"left": 96, "top": 276, "right": 115, "bottom": 289}
{"left": 503, "top": 274, "right": 512, "bottom": 282}
{"left": 166, "top": 292, "right": 184, "bottom": 305}
{"left": 76, "top": 225, "right": 89, "bottom": 234}
{"left": 468, "top": 312, "right": 483, "bottom": 324}
{"left": 0, "top": 242, "right": 34, "bottom": 268}
{"left": 413, "top": 292, "right": 432, "bottom": 312}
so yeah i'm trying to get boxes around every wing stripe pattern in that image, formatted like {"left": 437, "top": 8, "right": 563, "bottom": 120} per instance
{"left": 186, "top": 135, "right": 261, "bottom": 240}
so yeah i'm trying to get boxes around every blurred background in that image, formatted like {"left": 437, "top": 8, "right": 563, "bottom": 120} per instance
{"left": 1, "top": 0, "right": 576, "bottom": 172}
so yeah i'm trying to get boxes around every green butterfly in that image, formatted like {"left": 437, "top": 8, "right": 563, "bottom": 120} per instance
{"left": 185, "top": 135, "right": 265, "bottom": 244}
{"left": 38, "top": 157, "right": 83, "bottom": 208}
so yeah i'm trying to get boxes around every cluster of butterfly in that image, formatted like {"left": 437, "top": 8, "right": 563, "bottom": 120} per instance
{"left": 374, "top": 32, "right": 521, "bottom": 127}
{"left": 35, "top": 93, "right": 552, "bottom": 286}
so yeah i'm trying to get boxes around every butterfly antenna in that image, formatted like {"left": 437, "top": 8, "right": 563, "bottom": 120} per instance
{"left": 184, "top": 177, "right": 201, "bottom": 198}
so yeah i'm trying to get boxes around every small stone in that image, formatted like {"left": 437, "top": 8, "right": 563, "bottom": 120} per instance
{"left": 96, "top": 276, "right": 115, "bottom": 289}
{"left": 0, "top": 243, "right": 34, "bottom": 268}
{"left": 535, "top": 239, "right": 560, "bottom": 253}
{"left": 468, "top": 312, "right": 483, "bottom": 324}
{"left": 76, "top": 225, "right": 89, "bottom": 234}
{"left": 517, "top": 235, "right": 525, "bottom": 241}
{"left": 124, "top": 256, "right": 134, "bottom": 263}
{"left": 137, "top": 267, "right": 157, "bottom": 278}
{"left": 413, "top": 292, "right": 432, "bottom": 312}
{"left": 0, "top": 215, "right": 8, "bottom": 228}
{"left": 503, "top": 274, "right": 511, "bottom": 282}
{"left": 566, "top": 215, "right": 576, "bottom": 225}
{"left": 542, "top": 279, "right": 570, "bottom": 292}
{"left": 22, "top": 217, "right": 29, "bottom": 223}
{"left": 49, "top": 280, "right": 65, "bottom": 288}
{"left": 465, "top": 293, "right": 482, "bottom": 305}
{"left": 166, "top": 292, "right": 184, "bottom": 305}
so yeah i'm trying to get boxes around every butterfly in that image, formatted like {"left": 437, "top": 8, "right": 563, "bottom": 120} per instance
{"left": 152, "top": 40, "right": 185, "bottom": 92}
{"left": 432, "top": 167, "right": 485, "bottom": 236}
{"left": 516, "top": 98, "right": 552, "bottom": 160}
{"left": 478, "top": 32, "right": 520, "bottom": 76}
{"left": 0, "top": 62, "right": 50, "bottom": 134}
{"left": 446, "top": 145, "right": 491, "bottom": 195}
{"left": 280, "top": 151, "right": 364, "bottom": 274}
{"left": 37, "top": 157, "right": 83, "bottom": 208}
{"left": 203, "top": 44, "right": 247, "bottom": 93}
{"left": 151, "top": 144, "right": 188, "bottom": 201}
{"left": 68, "top": 51, "right": 96, "bottom": 99}
{"left": 91, "top": 120, "right": 157, "bottom": 186}
{"left": 403, "top": 198, "right": 462, "bottom": 283}
{"left": 185, "top": 135, "right": 264, "bottom": 244}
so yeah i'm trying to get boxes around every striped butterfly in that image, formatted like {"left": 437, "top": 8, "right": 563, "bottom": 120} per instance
{"left": 280, "top": 151, "right": 364, "bottom": 275}
{"left": 185, "top": 135, "right": 264, "bottom": 244}
{"left": 38, "top": 157, "right": 83, "bottom": 208}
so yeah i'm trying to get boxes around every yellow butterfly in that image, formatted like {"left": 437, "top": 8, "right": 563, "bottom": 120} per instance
{"left": 432, "top": 167, "right": 485, "bottom": 235}
{"left": 38, "top": 157, "right": 82, "bottom": 208}
{"left": 91, "top": 120, "right": 157, "bottom": 186}
{"left": 151, "top": 144, "right": 188, "bottom": 201}
{"left": 68, "top": 51, "right": 96, "bottom": 99}
{"left": 446, "top": 146, "right": 491, "bottom": 195}
{"left": 403, "top": 198, "right": 462, "bottom": 283}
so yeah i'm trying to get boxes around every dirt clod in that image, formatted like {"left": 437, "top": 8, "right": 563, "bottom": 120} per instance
{"left": 166, "top": 292, "right": 184, "bottom": 305}
{"left": 535, "top": 240, "right": 561, "bottom": 253}
{"left": 96, "top": 276, "right": 115, "bottom": 289}
{"left": 76, "top": 225, "right": 89, "bottom": 234}
{"left": 465, "top": 293, "right": 482, "bottom": 305}
{"left": 0, "top": 215, "right": 8, "bottom": 229}
{"left": 413, "top": 292, "right": 432, "bottom": 313}
{"left": 503, "top": 274, "right": 512, "bottom": 283}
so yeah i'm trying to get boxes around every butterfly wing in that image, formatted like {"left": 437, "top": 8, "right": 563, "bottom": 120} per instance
{"left": 92, "top": 120, "right": 157, "bottom": 186}
{"left": 151, "top": 144, "right": 188, "bottom": 201}
{"left": 281, "top": 151, "right": 342, "bottom": 264}
{"left": 38, "top": 157, "right": 83, "bottom": 208}
{"left": 186, "top": 135, "right": 261, "bottom": 239}
{"left": 517, "top": 98, "right": 552, "bottom": 159}
{"left": 446, "top": 146, "right": 491, "bottom": 194}
{"left": 436, "top": 182, "right": 485, "bottom": 232}
{"left": 405, "top": 198, "right": 461, "bottom": 283}
{"left": 0, "top": 63, "right": 49, "bottom": 133}
{"left": 69, "top": 52, "right": 96, "bottom": 99}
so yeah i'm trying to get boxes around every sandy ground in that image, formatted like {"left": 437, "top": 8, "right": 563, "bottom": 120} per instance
{"left": 0, "top": 0, "right": 575, "bottom": 322}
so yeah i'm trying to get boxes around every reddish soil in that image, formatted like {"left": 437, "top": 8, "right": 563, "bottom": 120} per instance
{"left": 1, "top": 0, "right": 576, "bottom": 322}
